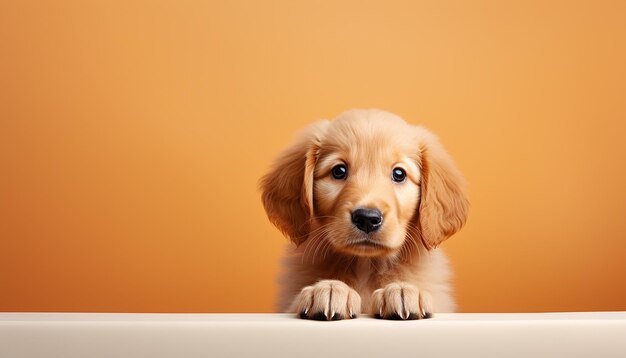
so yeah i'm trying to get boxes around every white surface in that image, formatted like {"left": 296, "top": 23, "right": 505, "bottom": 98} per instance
{"left": 1, "top": 312, "right": 625, "bottom": 358}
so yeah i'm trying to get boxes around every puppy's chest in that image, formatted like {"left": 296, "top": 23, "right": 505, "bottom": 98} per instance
{"left": 350, "top": 261, "right": 379, "bottom": 298}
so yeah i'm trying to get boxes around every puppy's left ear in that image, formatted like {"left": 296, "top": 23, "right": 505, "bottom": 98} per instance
{"left": 259, "top": 121, "right": 329, "bottom": 245}
{"left": 412, "top": 127, "right": 469, "bottom": 249}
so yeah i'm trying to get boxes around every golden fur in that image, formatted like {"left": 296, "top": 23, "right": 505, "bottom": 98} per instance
{"left": 260, "top": 109, "right": 469, "bottom": 320}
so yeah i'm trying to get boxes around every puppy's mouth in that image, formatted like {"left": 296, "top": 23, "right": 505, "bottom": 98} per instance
{"left": 344, "top": 238, "right": 392, "bottom": 256}
{"left": 347, "top": 239, "right": 387, "bottom": 249}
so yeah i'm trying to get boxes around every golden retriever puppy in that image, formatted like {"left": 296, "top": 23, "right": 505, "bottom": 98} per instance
{"left": 260, "top": 109, "right": 468, "bottom": 320}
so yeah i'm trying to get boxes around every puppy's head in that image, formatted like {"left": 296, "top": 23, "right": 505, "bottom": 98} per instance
{"left": 260, "top": 109, "right": 468, "bottom": 258}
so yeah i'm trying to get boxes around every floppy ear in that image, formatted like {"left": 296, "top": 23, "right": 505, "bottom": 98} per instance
{"left": 412, "top": 127, "right": 469, "bottom": 249}
{"left": 259, "top": 121, "right": 329, "bottom": 245}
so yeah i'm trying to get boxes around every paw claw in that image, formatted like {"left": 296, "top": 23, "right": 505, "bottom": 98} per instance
{"left": 407, "top": 312, "right": 420, "bottom": 320}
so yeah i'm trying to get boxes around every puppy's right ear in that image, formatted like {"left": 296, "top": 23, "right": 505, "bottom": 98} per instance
{"left": 260, "top": 121, "right": 329, "bottom": 245}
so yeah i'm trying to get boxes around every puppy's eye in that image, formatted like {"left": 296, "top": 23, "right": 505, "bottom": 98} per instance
{"left": 392, "top": 167, "right": 406, "bottom": 182}
{"left": 331, "top": 164, "right": 348, "bottom": 180}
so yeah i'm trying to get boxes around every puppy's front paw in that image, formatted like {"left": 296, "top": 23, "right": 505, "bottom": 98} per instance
{"left": 372, "top": 282, "right": 433, "bottom": 320}
{"left": 292, "top": 280, "right": 361, "bottom": 321}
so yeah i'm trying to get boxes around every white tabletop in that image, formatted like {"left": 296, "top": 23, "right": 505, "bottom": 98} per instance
{"left": 2, "top": 312, "right": 625, "bottom": 357}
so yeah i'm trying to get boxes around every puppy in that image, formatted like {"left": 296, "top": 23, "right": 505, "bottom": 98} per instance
{"left": 260, "top": 109, "right": 468, "bottom": 320}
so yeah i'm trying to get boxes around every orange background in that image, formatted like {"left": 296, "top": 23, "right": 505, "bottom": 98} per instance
{"left": 1, "top": 1, "right": 625, "bottom": 313}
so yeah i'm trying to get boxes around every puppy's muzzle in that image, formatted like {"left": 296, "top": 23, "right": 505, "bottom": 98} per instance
{"left": 351, "top": 208, "right": 383, "bottom": 233}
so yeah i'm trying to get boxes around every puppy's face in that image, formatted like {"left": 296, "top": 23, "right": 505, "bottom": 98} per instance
{"left": 312, "top": 116, "right": 422, "bottom": 257}
{"left": 261, "top": 109, "right": 468, "bottom": 259}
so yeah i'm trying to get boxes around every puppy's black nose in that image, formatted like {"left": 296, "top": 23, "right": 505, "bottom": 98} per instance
{"left": 351, "top": 208, "right": 383, "bottom": 233}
